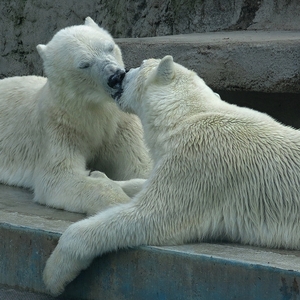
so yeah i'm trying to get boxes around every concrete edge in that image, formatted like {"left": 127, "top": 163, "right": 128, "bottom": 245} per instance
{"left": 116, "top": 30, "right": 300, "bottom": 93}
{"left": 1, "top": 219, "right": 300, "bottom": 299}
{"left": 0, "top": 211, "right": 73, "bottom": 234}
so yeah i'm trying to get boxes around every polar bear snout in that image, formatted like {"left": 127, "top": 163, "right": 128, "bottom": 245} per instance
{"left": 108, "top": 69, "right": 126, "bottom": 89}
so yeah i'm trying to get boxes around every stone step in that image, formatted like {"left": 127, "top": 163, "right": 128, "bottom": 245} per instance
{"left": 0, "top": 286, "right": 56, "bottom": 300}
{"left": 117, "top": 31, "right": 300, "bottom": 94}
{"left": 1, "top": 27, "right": 299, "bottom": 96}
{"left": 1, "top": 184, "right": 300, "bottom": 300}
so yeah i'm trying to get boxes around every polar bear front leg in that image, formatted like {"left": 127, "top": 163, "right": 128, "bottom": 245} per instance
{"left": 115, "top": 178, "right": 147, "bottom": 197}
{"left": 34, "top": 167, "right": 131, "bottom": 215}
{"left": 90, "top": 171, "right": 146, "bottom": 198}
{"left": 42, "top": 242, "right": 93, "bottom": 296}
{"left": 43, "top": 163, "right": 202, "bottom": 295}
{"left": 43, "top": 202, "right": 149, "bottom": 295}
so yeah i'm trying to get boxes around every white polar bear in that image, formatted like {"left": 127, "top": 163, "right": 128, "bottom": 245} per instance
{"left": 43, "top": 55, "right": 300, "bottom": 295}
{"left": 0, "top": 17, "right": 151, "bottom": 214}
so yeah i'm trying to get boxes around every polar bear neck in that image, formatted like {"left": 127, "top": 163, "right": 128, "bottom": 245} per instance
{"left": 139, "top": 81, "right": 225, "bottom": 162}
{"left": 141, "top": 81, "right": 216, "bottom": 124}
{"left": 39, "top": 81, "right": 120, "bottom": 148}
{"left": 47, "top": 79, "right": 114, "bottom": 112}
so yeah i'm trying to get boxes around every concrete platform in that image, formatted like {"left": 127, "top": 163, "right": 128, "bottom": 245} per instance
{"left": 1, "top": 29, "right": 299, "bottom": 95}
{"left": 0, "top": 286, "right": 56, "bottom": 300}
{"left": 1, "top": 183, "right": 300, "bottom": 299}
{"left": 117, "top": 31, "right": 300, "bottom": 94}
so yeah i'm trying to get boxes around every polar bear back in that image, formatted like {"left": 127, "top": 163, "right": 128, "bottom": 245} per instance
{"left": 0, "top": 76, "right": 46, "bottom": 187}
{"left": 116, "top": 55, "right": 300, "bottom": 249}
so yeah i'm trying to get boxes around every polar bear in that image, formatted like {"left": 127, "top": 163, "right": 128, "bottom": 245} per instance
{"left": 43, "top": 55, "right": 300, "bottom": 295}
{"left": 0, "top": 17, "right": 151, "bottom": 214}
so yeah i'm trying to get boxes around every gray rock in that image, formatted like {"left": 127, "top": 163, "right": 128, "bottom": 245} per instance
{"left": 0, "top": 0, "right": 299, "bottom": 93}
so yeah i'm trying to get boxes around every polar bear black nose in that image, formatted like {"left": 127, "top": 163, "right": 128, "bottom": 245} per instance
{"left": 108, "top": 69, "right": 126, "bottom": 89}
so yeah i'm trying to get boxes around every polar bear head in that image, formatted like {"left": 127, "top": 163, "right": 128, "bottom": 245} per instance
{"left": 37, "top": 17, "right": 125, "bottom": 100}
{"left": 115, "top": 55, "right": 216, "bottom": 120}
{"left": 115, "top": 56, "right": 175, "bottom": 114}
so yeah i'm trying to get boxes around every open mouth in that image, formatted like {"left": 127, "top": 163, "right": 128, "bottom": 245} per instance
{"left": 108, "top": 69, "right": 127, "bottom": 101}
{"left": 108, "top": 69, "right": 126, "bottom": 89}
{"left": 112, "top": 88, "right": 123, "bottom": 101}
{"left": 108, "top": 71, "right": 125, "bottom": 89}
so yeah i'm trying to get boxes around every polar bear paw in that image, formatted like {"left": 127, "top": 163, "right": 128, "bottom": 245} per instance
{"left": 43, "top": 240, "right": 92, "bottom": 296}
{"left": 85, "top": 170, "right": 131, "bottom": 215}
{"left": 89, "top": 170, "right": 108, "bottom": 179}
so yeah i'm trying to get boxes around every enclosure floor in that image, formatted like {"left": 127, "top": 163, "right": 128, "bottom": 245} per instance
{"left": 1, "top": 183, "right": 300, "bottom": 300}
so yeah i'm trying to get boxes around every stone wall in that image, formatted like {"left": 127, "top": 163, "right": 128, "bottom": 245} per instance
{"left": 0, "top": 0, "right": 299, "bottom": 79}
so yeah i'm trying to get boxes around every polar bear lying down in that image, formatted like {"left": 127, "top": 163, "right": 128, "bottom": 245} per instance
{"left": 44, "top": 55, "right": 300, "bottom": 295}
{"left": 0, "top": 17, "right": 151, "bottom": 214}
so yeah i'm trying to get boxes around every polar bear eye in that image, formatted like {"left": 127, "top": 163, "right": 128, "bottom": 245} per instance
{"left": 78, "top": 62, "right": 91, "bottom": 69}
{"left": 107, "top": 43, "right": 114, "bottom": 52}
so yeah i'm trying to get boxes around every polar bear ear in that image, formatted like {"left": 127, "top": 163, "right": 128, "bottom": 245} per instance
{"left": 155, "top": 55, "right": 175, "bottom": 84}
{"left": 85, "top": 17, "right": 99, "bottom": 29}
{"left": 36, "top": 44, "right": 47, "bottom": 61}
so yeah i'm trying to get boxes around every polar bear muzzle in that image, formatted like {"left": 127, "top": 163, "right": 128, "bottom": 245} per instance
{"left": 108, "top": 69, "right": 126, "bottom": 89}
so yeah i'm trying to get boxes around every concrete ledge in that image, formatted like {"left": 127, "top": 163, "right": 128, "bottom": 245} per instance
{"left": 1, "top": 184, "right": 300, "bottom": 299}
{"left": 117, "top": 31, "right": 300, "bottom": 93}
{"left": 0, "top": 285, "right": 56, "bottom": 300}
{"left": 1, "top": 29, "right": 299, "bottom": 94}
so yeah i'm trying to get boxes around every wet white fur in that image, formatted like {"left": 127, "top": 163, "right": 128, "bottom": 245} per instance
{"left": 44, "top": 56, "right": 300, "bottom": 295}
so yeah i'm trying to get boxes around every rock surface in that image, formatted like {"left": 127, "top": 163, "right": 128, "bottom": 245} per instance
{"left": 0, "top": 0, "right": 300, "bottom": 80}
{"left": 117, "top": 31, "right": 300, "bottom": 93}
